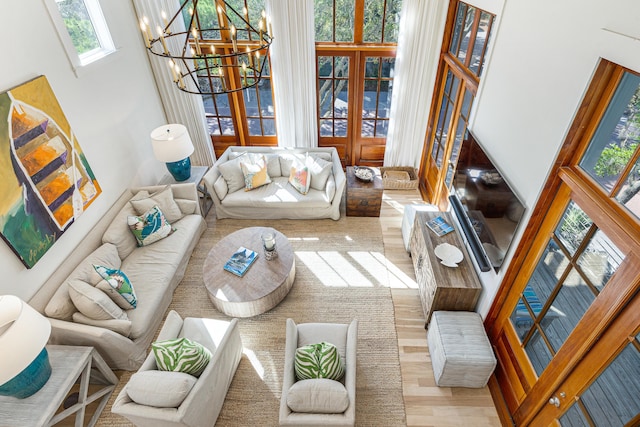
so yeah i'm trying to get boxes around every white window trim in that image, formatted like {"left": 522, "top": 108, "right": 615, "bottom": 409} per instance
{"left": 43, "top": 0, "right": 116, "bottom": 75}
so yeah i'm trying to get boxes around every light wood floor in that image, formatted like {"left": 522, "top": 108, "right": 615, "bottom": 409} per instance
{"left": 379, "top": 189, "right": 502, "bottom": 427}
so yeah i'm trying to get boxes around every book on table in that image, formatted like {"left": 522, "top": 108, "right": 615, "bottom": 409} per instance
{"left": 224, "top": 247, "right": 259, "bottom": 277}
{"left": 426, "top": 216, "right": 455, "bottom": 237}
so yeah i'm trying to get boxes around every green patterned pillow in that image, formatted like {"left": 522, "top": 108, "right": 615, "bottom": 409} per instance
{"left": 294, "top": 342, "right": 344, "bottom": 381}
{"left": 127, "top": 205, "right": 172, "bottom": 247}
{"left": 152, "top": 337, "right": 212, "bottom": 377}
{"left": 93, "top": 265, "right": 137, "bottom": 309}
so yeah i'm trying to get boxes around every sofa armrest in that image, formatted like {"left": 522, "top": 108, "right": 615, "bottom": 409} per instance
{"left": 48, "top": 318, "right": 147, "bottom": 371}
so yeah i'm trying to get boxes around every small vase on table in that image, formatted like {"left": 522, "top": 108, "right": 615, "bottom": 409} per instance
{"left": 262, "top": 231, "right": 278, "bottom": 261}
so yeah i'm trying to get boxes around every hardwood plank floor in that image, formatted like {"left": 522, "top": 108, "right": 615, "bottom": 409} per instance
{"left": 379, "top": 189, "right": 502, "bottom": 427}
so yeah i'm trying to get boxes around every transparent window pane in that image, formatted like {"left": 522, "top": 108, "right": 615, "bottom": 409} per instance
{"left": 377, "top": 81, "right": 392, "bottom": 118}
{"left": 56, "top": 0, "right": 100, "bottom": 54}
{"left": 431, "top": 139, "right": 440, "bottom": 162}
{"left": 262, "top": 118, "right": 276, "bottom": 135}
{"left": 579, "top": 73, "right": 640, "bottom": 194}
{"left": 334, "top": 86, "right": 348, "bottom": 118}
{"left": 318, "top": 57, "right": 333, "bottom": 77}
{"left": 215, "top": 94, "right": 231, "bottom": 116}
{"left": 202, "top": 95, "right": 216, "bottom": 115}
{"left": 615, "top": 153, "right": 640, "bottom": 218}
{"left": 362, "top": 80, "right": 378, "bottom": 118}
{"left": 383, "top": 0, "right": 402, "bottom": 43}
{"left": 334, "top": 56, "right": 349, "bottom": 77}
{"left": 544, "top": 269, "right": 596, "bottom": 354}
{"left": 524, "top": 329, "right": 554, "bottom": 377}
{"left": 247, "top": 118, "right": 262, "bottom": 135}
{"left": 457, "top": 7, "right": 476, "bottom": 65}
{"left": 334, "top": 119, "right": 348, "bottom": 137}
{"left": 365, "top": 58, "right": 379, "bottom": 78}
{"left": 243, "top": 90, "right": 259, "bottom": 116}
{"left": 219, "top": 118, "right": 235, "bottom": 135}
{"left": 207, "top": 117, "right": 221, "bottom": 135}
{"left": 375, "top": 120, "right": 389, "bottom": 137}
{"left": 381, "top": 58, "right": 395, "bottom": 78}
{"left": 320, "top": 119, "right": 333, "bottom": 137}
{"left": 449, "top": 3, "right": 466, "bottom": 56}
{"left": 559, "top": 403, "right": 591, "bottom": 427}
{"left": 555, "top": 201, "right": 593, "bottom": 257}
{"left": 315, "top": 0, "right": 333, "bottom": 41}
{"left": 578, "top": 343, "right": 640, "bottom": 426}
{"left": 335, "top": 0, "right": 355, "bottom": 42}
{"left": 461, "top": 89, "right": 474, "bottom": 120}
{"left": 362, "top": 120, "right": 375, "bottom": 137}
{"left": 259, "top": 80, "right": 274, "bottom": 117}
{"left": 363, "top": 0, "right": 384, "bottom": 43}
{"left": 469, "top": 11, "right": 492, "bottom": 75}
{"left": 319, "top": 80, "right": 334, "bottom": 117}
{"left": 576, "top": 229, "right": 623, "bottom": 292}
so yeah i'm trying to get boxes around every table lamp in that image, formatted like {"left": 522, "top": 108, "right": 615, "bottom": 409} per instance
{"left": 151, "top": 124, "right": 195, "bottom": 181}
{"left": 0, "top": 295, "right": 52, "bottom": 399}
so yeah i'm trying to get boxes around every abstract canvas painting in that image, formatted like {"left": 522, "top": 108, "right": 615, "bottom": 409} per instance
{"left": 0, "top": 76, "right": 101, "bottom": 268}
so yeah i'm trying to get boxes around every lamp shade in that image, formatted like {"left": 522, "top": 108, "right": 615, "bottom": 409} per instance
{"left": 0, "top": 295, "right": 52, "bottom": 398}
{"left": 150, "top": 124, "right": 195, "bottom": 162}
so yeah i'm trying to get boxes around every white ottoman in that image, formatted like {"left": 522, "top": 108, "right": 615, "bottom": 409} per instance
{"left": 427, "top": 311, "right": 496, "bottom": 388}
{"left": 401, "top": 204, "right": 437, "bottom": 252}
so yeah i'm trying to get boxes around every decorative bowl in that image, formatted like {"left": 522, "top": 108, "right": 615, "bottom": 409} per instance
{"left": 434, "top": 243, "right": 463, "bottom": 267}
{"left": 354, "top": 167, "right": 375, "bottom": 182}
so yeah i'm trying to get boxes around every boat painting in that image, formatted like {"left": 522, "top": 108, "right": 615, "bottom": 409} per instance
{"left": 0, "top": 76, "right": 101, "bottom": 268}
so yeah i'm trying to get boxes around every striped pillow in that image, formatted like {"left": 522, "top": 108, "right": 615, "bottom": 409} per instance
{"left": 294, "top": 342, "right": 344, "bottom": 381}
{"left": 152, "top": 338, "right": 212, "bottom": 377}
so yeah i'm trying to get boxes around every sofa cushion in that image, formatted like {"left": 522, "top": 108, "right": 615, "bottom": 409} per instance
{"left": 152, "top": 337, "right": 212, "bottom": 377}
{"left": 122, "top": 214, "right": 203, "bottom": 339}
{"left": 175, "top": 198, "right": 198, "bottom": 216}
{"left": 213, "top": 175, "right": 229, "bottom": 200}
{"left": 218, "top": 154, "right": 247, "bottom": 193}
{"left": 130, "top": 186, "right": 184, "bottom": 223}
{"left": 240, "top": 154, "right": 272, "bottom": 190}
{"left": 286, "top": 379, "right": 349, "bottom": 414}
{"left": 94, "top": 265, "right": 137, "bottom": 309}
{"left": 68, "top": 279, "right": 129, "bottom": 321}
{"left": 126, "top": 370, "right": 197, "bottom": 408}
{"left": 289, "top": 158, "right": 310, "bottom": 195}
{"left": 222, "top": 177, "right": 331, "bottom": 209}
{"left": 72, "top": 312, "right": 132, "bottom": 337}
{"left": 307, "top": 156, "right": 333, "bottom": 191}
{"left": 45, "top": 243, "right": 121, "bottom": 321}
{"left": 295, "top": 342, "right": 344, "bottom": 381}
{"left": 128, "top": 206, "right": 173, "bottom": 247}
{"left": 102, "top": 202, "right": 140, "bottom": 260}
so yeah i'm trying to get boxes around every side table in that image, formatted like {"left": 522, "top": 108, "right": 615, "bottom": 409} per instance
{"left": 159, "top": 165, "right": 213, "bottom": 216}
{"left": 0, "top": 345, "right": 118, "bottom": 427}
{"left": 346, "top": 166, "right": 383, "bottom": 217}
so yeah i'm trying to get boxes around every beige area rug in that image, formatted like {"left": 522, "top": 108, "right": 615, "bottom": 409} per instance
{"left": 99, "top": 215, "right": 406, "bottom": 427}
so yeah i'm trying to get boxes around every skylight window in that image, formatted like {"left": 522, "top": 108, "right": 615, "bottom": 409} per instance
{"left": 44, "top": 0, "right": 115, "bottom": 71}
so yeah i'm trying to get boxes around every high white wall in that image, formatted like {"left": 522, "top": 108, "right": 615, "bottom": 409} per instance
{"left": 470, "top": 0, "right": 640, "bottom": 314}
{"left": 0, "top": 0, "right": 167, "bottom": 300}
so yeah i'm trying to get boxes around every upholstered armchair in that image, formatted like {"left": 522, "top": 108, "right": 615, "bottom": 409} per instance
{"left": 279, "top": 318, "right": 358, "bottom": 427}
{"left": 111, "top": 310, "right": 242, "bottom": 427}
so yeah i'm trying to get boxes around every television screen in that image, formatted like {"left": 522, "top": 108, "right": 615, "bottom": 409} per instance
{"left": 450, "top": 131, "right": 526, "bottom": 272}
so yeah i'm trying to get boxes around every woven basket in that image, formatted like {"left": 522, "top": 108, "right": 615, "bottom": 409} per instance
{"left": 379, "top": 166, "right": 419, "bottom": 190}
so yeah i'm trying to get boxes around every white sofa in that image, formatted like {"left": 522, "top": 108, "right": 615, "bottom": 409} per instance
{"left": 203, "top": 146, "right": 346, "bottom": 220}
{"left": 111, "top": 310, "right": 243, "bottom": 427}
{"left": 28, "top": 184, "right": 207, "bottom": 371}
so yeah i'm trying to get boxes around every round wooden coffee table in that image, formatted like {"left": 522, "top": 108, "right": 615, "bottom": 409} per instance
{"left": 203, "top": 227, "right": 295, "bottom": 317}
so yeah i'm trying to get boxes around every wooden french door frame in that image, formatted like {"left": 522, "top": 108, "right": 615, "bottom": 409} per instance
{"left": 421, "top": 55, "right": 477, "bottom": 207}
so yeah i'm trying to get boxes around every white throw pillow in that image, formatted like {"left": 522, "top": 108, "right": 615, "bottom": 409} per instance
{"left": 126, "top": 370, "right": 197, "bottom": 408}
{"left": 287, "top": 379, "right": 349, "bottom": 414}
{"left": 306, "top": 156, "right": 333, "bottom": 191}
{"left": 218, "top": 155, "right": 247, "bottom": 193}
{"left": 68, "top": 279, "right": 128, "bottom": 321}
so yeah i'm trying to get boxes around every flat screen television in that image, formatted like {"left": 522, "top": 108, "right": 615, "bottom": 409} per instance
{"left": 449, "top": 131, "right": 526, "bottom": 272}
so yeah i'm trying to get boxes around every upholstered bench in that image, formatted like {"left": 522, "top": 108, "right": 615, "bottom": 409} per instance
{"left": 427, "top": 311, "right": 496, "bottom": 388}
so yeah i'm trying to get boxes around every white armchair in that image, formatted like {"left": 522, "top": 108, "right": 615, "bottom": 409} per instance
{"left": 111, "top": 310, "right": 242, "bottom": 427}
{"left": 279, "top": 318, "right": 358, "bottom": 427}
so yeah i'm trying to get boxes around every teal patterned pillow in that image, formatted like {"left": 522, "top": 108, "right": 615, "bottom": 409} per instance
{"left": 127, "top": 205, "right": 172, "bottom": 246}
{"left": 93, "top": 265, "right": 137, "bottom": 309}
{"left": 152, "top": 338, "right": 212, "bottom": 377}
{"left": 294, "top": 342, "right": 344, "bottom": 381}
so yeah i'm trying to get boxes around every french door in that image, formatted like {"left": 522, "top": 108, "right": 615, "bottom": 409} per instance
{"left": 487, "top": 62, "right": 640, "bottom": 426}
{"left": 317, "top": 51, "right": 395, "bottom": 166}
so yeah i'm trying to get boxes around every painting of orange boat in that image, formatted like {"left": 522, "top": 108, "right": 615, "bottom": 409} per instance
{"left": 0, "top": 76, "right": 101, "bottom": 268}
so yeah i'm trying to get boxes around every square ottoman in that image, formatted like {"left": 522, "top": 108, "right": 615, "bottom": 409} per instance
{"left": 427, "top": 311, "right": 496, "bottom": 388}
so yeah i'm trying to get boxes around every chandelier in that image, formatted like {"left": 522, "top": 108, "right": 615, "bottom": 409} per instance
{"left": 140, "top": 0, "right": 273, "bottom": 95}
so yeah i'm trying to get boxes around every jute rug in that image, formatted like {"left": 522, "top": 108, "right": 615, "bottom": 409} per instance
{"left": 99, "top": 215, "right": 406, "bottom": 426}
